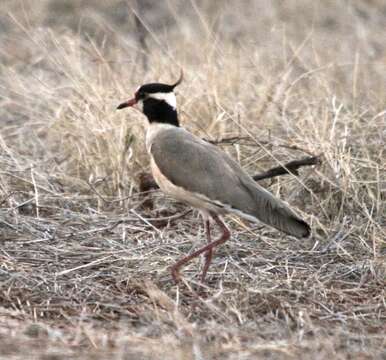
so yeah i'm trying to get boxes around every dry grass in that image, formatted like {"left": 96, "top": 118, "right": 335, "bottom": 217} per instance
{"left": 0, "top": 1, "right": 385, "bottom": 359}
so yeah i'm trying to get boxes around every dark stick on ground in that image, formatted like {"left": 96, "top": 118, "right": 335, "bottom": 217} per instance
{"left": 138, "top": 172, "right": 157, "bottom": 209}
{"left": 252, "top": 156, "right": 321, "bottom": 181}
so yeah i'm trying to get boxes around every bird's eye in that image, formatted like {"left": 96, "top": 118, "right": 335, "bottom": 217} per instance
{"left": 137, "top": 91, "right": 146, "bottom": 99}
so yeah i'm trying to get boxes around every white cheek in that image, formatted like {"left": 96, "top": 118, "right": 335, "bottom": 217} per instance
{"left": 149, "top": 92, "right": 177, "bottom": 109}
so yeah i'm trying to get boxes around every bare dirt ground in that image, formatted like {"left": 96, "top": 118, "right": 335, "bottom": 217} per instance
{"left": 0, "top": 1, "right": 385, "bottom": 359}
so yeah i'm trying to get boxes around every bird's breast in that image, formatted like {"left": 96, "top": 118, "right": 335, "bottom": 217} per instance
{"left": 145, "top": 122, "right": 177, "bottom": 153}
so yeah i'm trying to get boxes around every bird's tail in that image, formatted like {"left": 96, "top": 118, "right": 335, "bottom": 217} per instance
{"left": 240, "top": 178, "right": 310, "bottom": 238}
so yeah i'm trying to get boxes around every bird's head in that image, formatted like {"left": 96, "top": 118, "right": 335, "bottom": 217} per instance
{"left": 117, "top": 71, "right": 183, "bottom": 126}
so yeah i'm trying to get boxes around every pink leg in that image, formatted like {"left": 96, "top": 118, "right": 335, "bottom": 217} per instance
{"left": 171, "top": 214, "right": 230, "bottom": 283}
{"left": 201, "top": 219, "right": 213, "bottom": 282}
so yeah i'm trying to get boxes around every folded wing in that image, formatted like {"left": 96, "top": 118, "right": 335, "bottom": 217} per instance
{"left": 150, "top": 128, "right": 310, "bottom": 238}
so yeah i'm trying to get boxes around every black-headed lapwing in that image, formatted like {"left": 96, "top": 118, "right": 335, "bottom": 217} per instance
{"left": 117, "top": 72, "right": 310, "bottom": 283}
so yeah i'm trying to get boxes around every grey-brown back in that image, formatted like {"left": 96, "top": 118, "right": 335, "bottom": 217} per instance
{"left": 150, "top": 127, "right": 310, "bottom": 238}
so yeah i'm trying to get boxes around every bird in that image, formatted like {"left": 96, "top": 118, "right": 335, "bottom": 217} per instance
{"left": 117, "top": 71, "right": 310, "bottom": 283}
